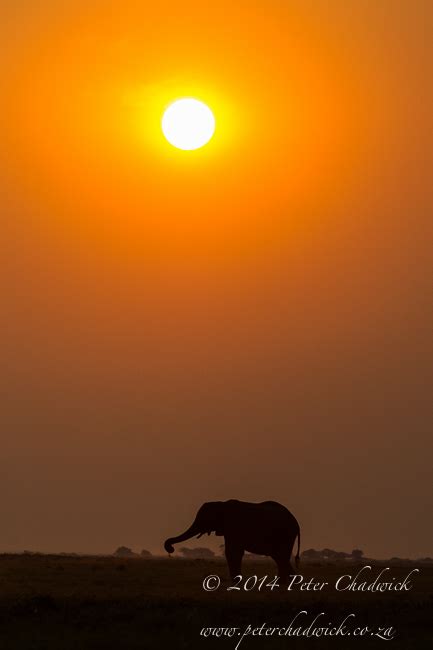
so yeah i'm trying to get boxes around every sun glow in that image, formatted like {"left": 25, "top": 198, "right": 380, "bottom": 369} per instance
{"left": 161, "top": 98, "right": 216, "bottom": 151}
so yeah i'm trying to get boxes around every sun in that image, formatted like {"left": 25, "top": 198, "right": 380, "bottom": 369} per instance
{"left": 161, "top": 98, "right": 215, "bottom": 151}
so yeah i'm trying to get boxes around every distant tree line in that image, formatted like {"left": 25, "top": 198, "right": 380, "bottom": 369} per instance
{"left": 113, "top": 547, "right": 153, "bottom": 558}
{"left": 301, "top": 548, "right": 364, "bottom": 561}
{"left": 111, "top": 545, "right": 433, "bottom": 564}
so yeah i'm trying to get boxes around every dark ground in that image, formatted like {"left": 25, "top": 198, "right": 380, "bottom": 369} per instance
{"left": 0, "top": 554, "right": 431, "bottom": 649}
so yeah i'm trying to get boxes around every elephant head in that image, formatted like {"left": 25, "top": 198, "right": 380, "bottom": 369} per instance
{"left": 164, "top": 502, "right": 225, "bottom": 554}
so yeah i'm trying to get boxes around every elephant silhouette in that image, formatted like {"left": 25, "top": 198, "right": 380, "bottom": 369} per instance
{"left": 164, "top": 499, "right": 300, "bottom": 582}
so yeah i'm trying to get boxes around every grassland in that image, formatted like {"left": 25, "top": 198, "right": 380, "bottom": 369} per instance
{"left": 0, "top": 554, "right": 431, "bottom": 649}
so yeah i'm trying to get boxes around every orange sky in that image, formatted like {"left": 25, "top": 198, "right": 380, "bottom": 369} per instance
{"left": 1, "top": 0, "right": 432, "bottom": 558}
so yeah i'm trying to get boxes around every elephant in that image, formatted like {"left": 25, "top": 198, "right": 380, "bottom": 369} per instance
{"left": 164, "top": 499, "right": 300, "bottom": 582}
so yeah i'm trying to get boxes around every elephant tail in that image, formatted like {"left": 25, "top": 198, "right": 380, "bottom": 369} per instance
{"left": 295, "top": 527, "right": 301, "bottom": 569}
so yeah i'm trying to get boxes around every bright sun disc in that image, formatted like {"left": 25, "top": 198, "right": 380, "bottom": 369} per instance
{"left": 162, "top": 98, "right": 215, "bottom": 151}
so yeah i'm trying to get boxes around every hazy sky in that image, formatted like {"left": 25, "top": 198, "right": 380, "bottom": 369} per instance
{"left": 1, "top": 1, "right": 432, "bottom": 558}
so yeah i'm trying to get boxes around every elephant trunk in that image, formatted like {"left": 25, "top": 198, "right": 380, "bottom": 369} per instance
{"left": 164, "top": 522, "right": 202, "bottom": 554}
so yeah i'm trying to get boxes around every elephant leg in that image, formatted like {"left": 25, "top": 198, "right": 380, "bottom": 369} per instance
{"left": 271, "top": 550, "right": 294, "bottom": 585}
{"left": 225, "top": 542, "right": 244, "bottom": 580}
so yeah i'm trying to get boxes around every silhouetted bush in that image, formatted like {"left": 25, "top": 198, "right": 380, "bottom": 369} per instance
{"left": 113, "top": 546, "right": 136, "bottom": 558}
{"left": 301, "top": 548, "right": 321, "bottom": 559}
